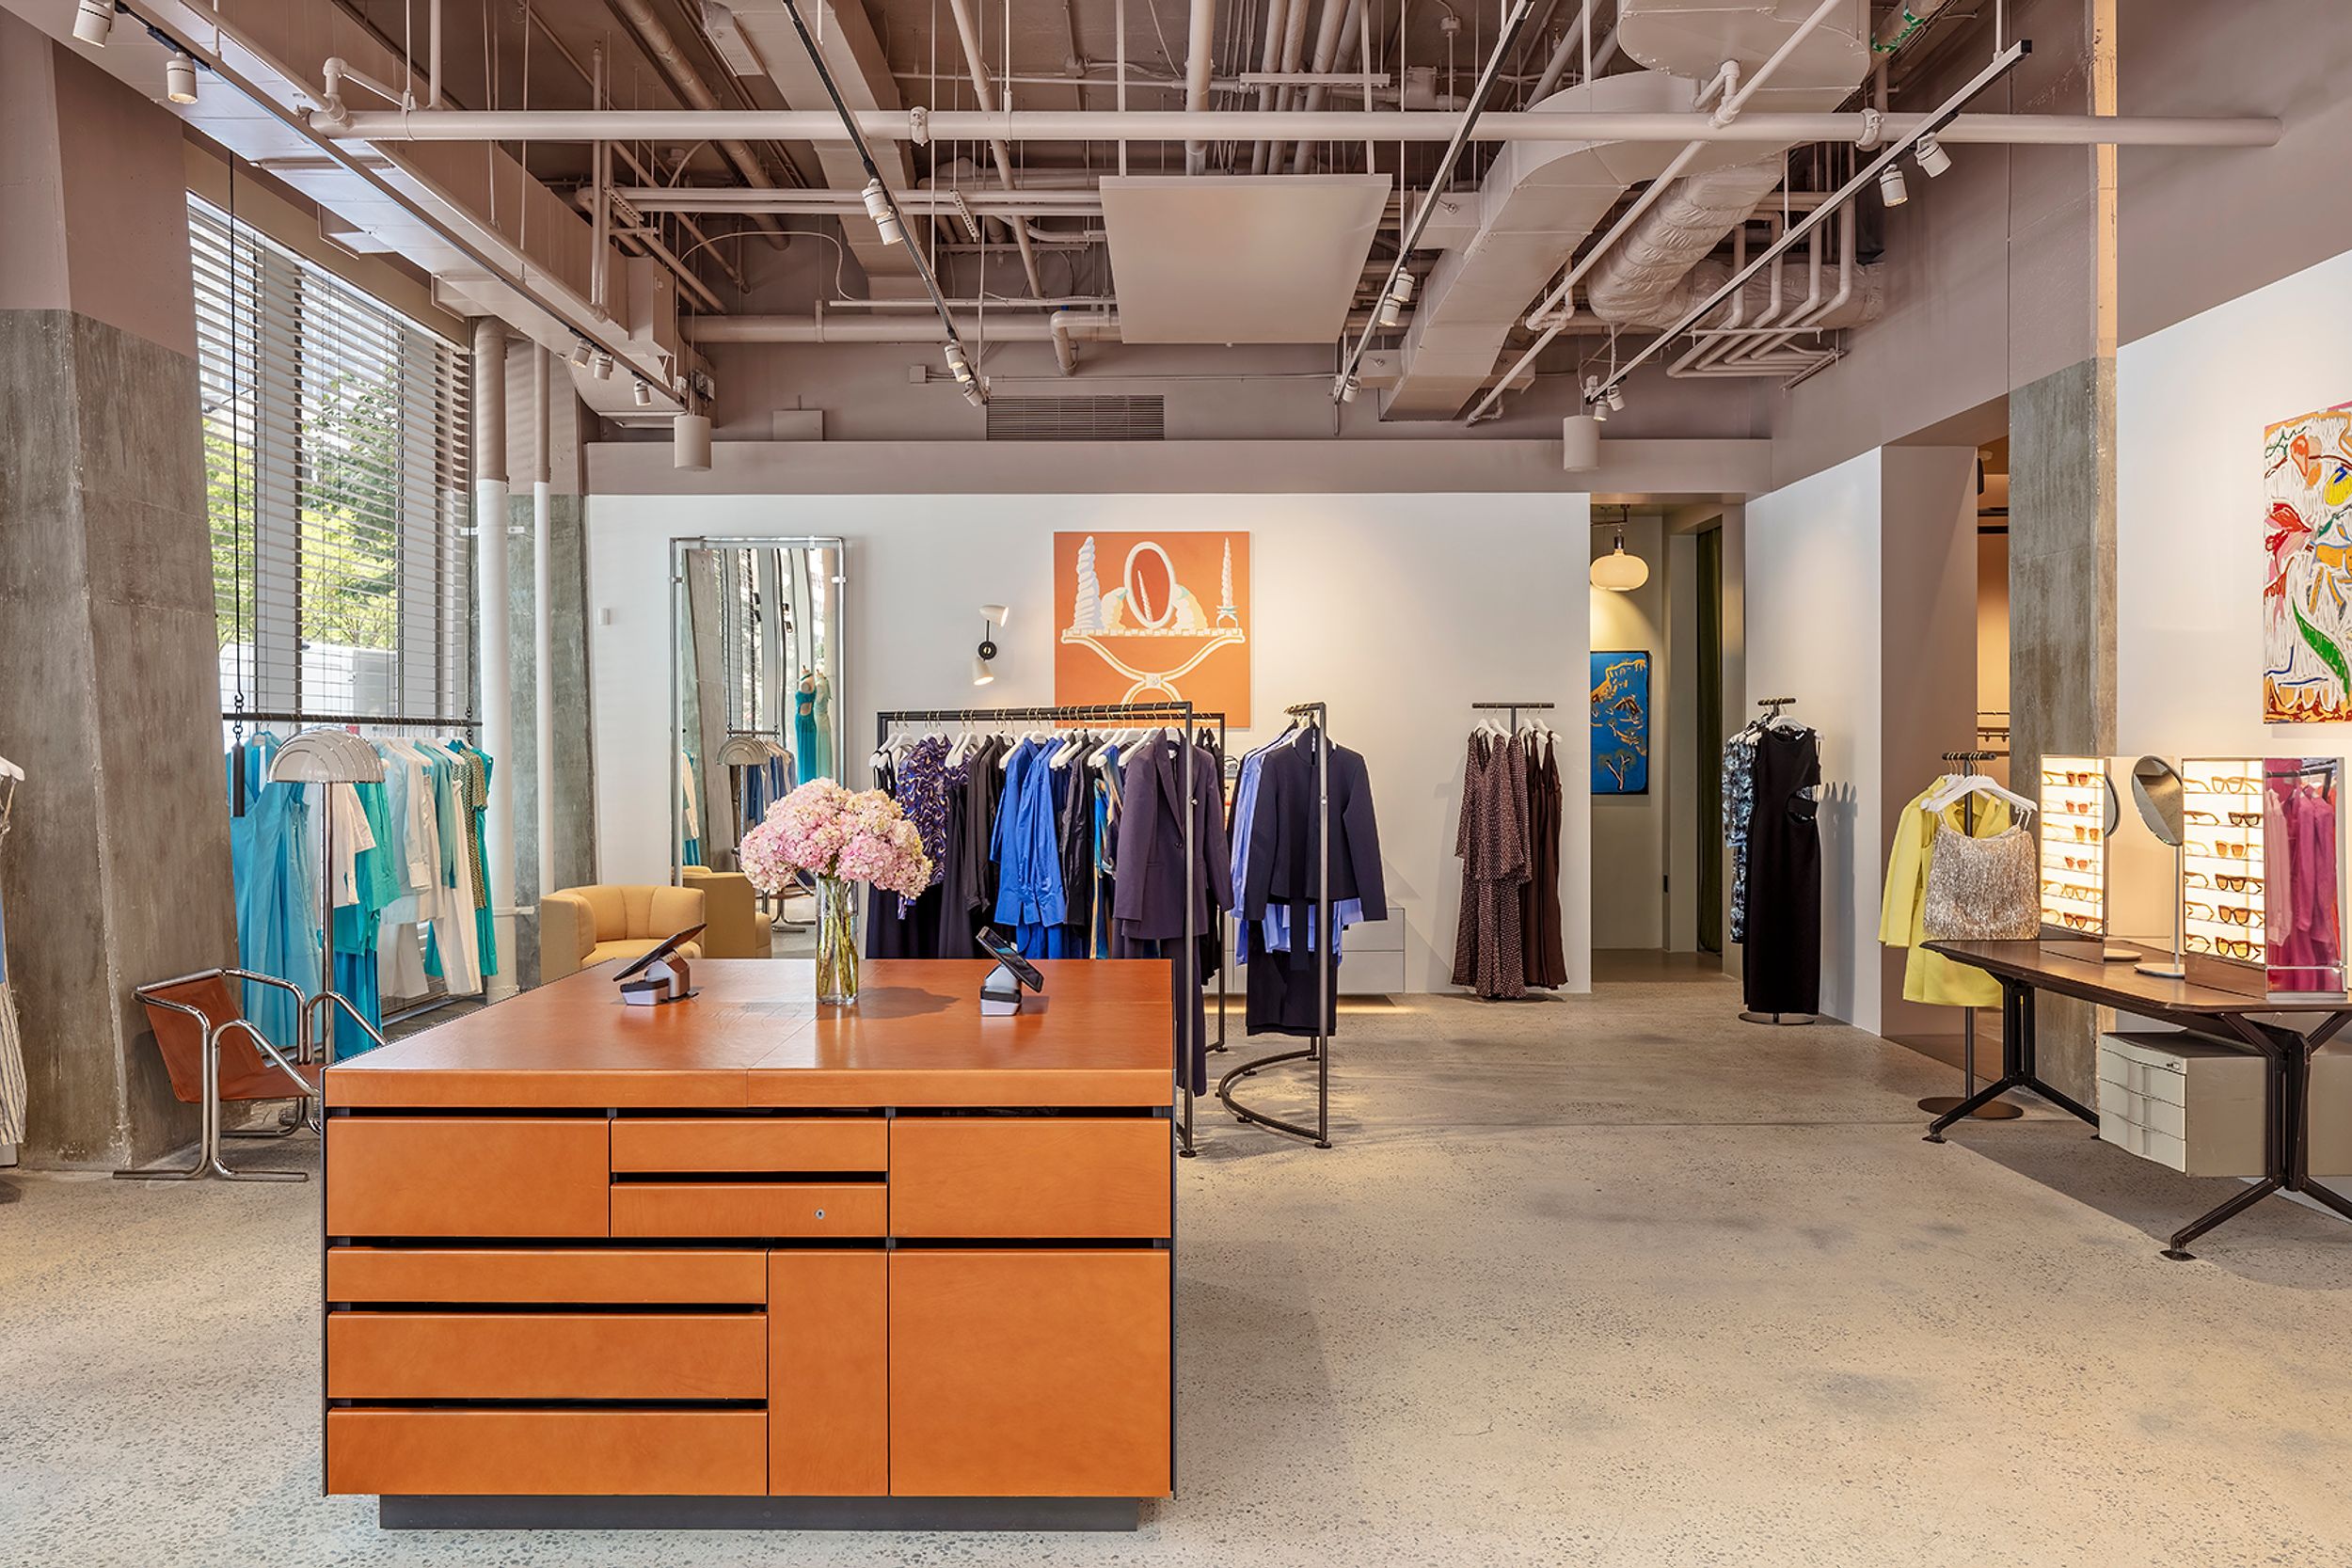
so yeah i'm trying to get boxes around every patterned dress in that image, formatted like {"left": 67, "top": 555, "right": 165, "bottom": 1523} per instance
{"left": 894, "top": 736, "right": 952, "bottom": 914}
{"left": 1722, "top": 725, "right": 1760, "bottom": 943}
{"left": 1452, "top": 732, "right": 1531, "bottom": 1000}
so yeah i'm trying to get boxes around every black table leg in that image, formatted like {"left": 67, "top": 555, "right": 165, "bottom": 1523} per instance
{"left": 1926, "top": 981, "right": 2029, "bottom": 1142}
{"left": 2164, "top": 1176, "right": 2284, "bottom": 1260}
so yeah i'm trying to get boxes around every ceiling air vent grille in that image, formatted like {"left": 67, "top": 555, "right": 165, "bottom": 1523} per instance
{"left": 985, "top": 395, "right": 1166, "bottom": 441}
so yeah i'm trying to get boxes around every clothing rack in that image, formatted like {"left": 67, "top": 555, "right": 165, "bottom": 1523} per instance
{"left": 1472, "top": 700, "right": 1556, "bottom": 733}
{"left": 875, "top": 701, "right": 1226, "bottom": 1157}
{"left": 223, "top": 710, "right": 481, "bottom": 731}
{"left": 1756, "top": 696, "right": 1797, "bottom": 720}
{"left": 1217, "top": 700, "right": 1338, "bottom": 1149}
{"left": 1915, "top": 749, "right": 2024, "bottom": 1122}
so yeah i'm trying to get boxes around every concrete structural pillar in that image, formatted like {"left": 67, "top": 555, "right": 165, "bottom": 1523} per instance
{"left": 0, "top": 15, "right": 237, "bottom": 1165}
{"left": 2007, "top": 0, "right": 2121, "bottom": 1104}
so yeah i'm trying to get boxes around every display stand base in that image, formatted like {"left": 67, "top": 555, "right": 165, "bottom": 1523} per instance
{"left": 1738, "top": 1010, "right": 1817, "bottom": 1025}
{"left": 1915, "top": 1094, "right": 2024, "bottom": 1120}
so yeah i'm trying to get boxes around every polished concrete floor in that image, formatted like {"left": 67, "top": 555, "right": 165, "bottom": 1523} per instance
{"left": 8, "top": 973, "right": 2352, "bottom": 1566}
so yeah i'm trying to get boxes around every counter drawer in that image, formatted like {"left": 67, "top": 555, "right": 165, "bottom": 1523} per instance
{"left": 326, "top": 1247, "right": 768, "bottom": 1305}
{"left": 326, "top": 1117, "right": 609, "bottom": 1238}
{"left": 327, "top": 1311, "right": 767, "bottom": 1400}
{"left": 891, "top": 1118, "right": 1168, "bottom": 1239}
{"left": 611, "top": 1181, "right": 885, "bottom": 1239}
{"left": 326, "top": 1408, "right": 767, "bottom": 1497}
{"left": 612, "top": 1117, "right": 886, "bottom": 1174}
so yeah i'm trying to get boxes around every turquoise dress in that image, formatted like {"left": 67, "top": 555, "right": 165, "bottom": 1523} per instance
{"left": 227, "top": 736, "right": 319, "bottom": 1049}
{"left": 793, "top": 687, "right": 820, "bottom": 784}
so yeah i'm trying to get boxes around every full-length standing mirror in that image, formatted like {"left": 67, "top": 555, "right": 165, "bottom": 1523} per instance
{"left": 671, "top": 537, "right": 848, "bottom": 889}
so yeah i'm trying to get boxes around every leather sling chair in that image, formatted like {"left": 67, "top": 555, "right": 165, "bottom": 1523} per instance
{"left": 116, "top": 968, "right": 325, "bottom": 1183}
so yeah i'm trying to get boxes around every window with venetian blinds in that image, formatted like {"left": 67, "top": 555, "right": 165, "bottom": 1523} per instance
{"left": 190, "top": 193, "right": 472, "bottom": 723}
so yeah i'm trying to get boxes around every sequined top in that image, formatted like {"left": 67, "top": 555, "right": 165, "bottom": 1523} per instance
{"left": 1723, "top": 727, "right": 1760, "bottom": 943}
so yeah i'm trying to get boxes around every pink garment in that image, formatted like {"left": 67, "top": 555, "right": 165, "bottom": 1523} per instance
{"left": 2265, "top": 773, "right": 2343, "bottom": 987}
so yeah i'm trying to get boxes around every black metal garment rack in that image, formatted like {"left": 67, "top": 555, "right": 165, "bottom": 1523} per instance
{"left": 1217, "top": 701, "right": 1339, "bottom": 1149}
{"left": 1471, "top": 700, "right": 1556, "bottom": 732}
{"left": 872, "top": 702, "right": 1228, "bottom": 1158}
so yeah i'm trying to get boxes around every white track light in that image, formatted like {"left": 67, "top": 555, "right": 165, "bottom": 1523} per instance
{"left": 165, "top": 52, "right": 197, "bottom": 103}
{"left": 944, "top": 342, "right": 973, "bottom": 384}
{"left": 1604, "top": 384, "right": 1624, "bottom": 413}
{"left": 591, "top": 349, "right": 613, "bottom": 380}
{"left": 971, "top": 655, "right": 995, "bottom": 687}
{"left": 1591, "top": 397, "right": 1610, "bottom": 423}
{"left": 862, "top": 180, "right": 904, "bottom": 246}
{"left": 1584, "top": 375, "right": 1609, "bottom": 422}
{"left": 1376, "top": 272, "right": 1413, "bottom": 329}
{"left": 961, "top": 382, "right": 986, "bottom": 408}
{"left": 72, "top": 0, "right": 114, "bottom": 45}
{"left": 674, "top": 412, "right": 711, "bottom": 471}
{"left": 1341, "top": 376, "right": 1360, "bottom": 404}
{"left": 1914, "top": 133, "right": 1951, "bottom": 178}
{"left": 568, "top": 339, "right": 592, "bottom": 369}
{"left": 1878, "top": 160, "right": 1909, "bottom": 207}
{"left": 632, "top": 378, "right": 652, "bottom": 408}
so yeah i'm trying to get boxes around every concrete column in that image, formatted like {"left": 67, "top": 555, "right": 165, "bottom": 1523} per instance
{"left": 2007, "top": 0, "right": 2121, "bottom": 1105}
{"left": 472, "top": 319, "right": 518, "bottom": 1002}
{"left": 0, "top": 17, "right": 236, "bottom": 1165}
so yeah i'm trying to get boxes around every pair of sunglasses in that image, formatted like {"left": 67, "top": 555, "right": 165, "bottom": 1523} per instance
{"left": 2187, "top": 872, "right": 2261, "bottom": 893}
{"left": 2188, "top": 934, "right": 2259, "bottom": 959}
{"left": 2193, "top": 840, "right": 2249, "bottom": 859}
{"left": 2044, "top": 769, "right": 2099, "bottom": 787}
{"left": 2186, "top": 902, "right": 2256, "bottom": 927}
{"left": 2185, "top": 809, "right": 2262, "bottom": 828}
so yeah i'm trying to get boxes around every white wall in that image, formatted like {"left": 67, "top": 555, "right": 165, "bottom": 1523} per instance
{"left": 586, "top": 492, "right": 1594, "bottom": 994}
{"left": 1743, "top": 452, "right": 1883, "bottom": 1031}
{"left": 2117, "top": 245, "right": 2352, "bottom": 762}
{"left": 1590, "top": 517, "right": 1667, "bottom": 950}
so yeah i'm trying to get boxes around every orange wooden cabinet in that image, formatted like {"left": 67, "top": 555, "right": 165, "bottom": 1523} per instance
{"left": 888, "top": 1249, "right": 1172, "bottom": 1497}
{"left": 890, "top": 1117, "right": 1170, "bottom": 1239}
{"left": 326, "top": 1117, "right": 610, "bottom": 1238}
{"left": 610, "top": 1117, "right": 887, "bottom": 1173}
{"left": 326, "top": 1246, "right": 768, "bottom": 1305}
{"left": 769, "top": 1252, "right": 888, "bottom": 1496}
{"left": 610, "top": 1181, "right": 885, "bottom": 1239}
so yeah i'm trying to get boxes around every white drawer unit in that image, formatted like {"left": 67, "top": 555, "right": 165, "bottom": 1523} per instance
{"left": 1224, "top": 901, "right": 1408, "bottom": 997}
{"left": 2095, "top": 1032, "right": 2265, "bottom": 1177}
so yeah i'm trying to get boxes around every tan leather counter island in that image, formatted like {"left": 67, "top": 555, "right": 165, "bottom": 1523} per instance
{"left": 322, "top": 958, "right": 1176, "bottom": 1531}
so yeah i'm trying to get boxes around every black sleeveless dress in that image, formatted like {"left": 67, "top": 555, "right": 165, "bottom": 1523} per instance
{"left": 1742, "top": 725, "right": 1821, "bottom": 1016}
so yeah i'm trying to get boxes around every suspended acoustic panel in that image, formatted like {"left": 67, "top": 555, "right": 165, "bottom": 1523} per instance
{"left": 1098, "top": 175, "right": 1389, "bottom": 343}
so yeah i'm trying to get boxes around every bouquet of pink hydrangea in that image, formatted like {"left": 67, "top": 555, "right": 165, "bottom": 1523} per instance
{"left": 739, "top": 778, "right": 931, "bottom": 899}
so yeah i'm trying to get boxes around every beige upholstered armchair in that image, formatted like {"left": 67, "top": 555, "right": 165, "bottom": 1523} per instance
{"left": 680, "top": 865, "right": 773, "bottom": 959}
{"left": 539, "top": 884, "right": 707, "bottom": 982}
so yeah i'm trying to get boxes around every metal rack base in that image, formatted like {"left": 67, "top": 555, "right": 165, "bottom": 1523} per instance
{"left": 1216, "top": 1043, "right": 1331, "bottom": 1148}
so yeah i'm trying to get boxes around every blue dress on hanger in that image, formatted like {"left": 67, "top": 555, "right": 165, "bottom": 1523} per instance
{"left": 327, "top": 775, "right": 398, "bottom": 1056}
{"left": 793, "top": 686, "right": 819, "bottom": 785}
{"left": 227, "top": 736, "right": 320, "bottom": 1049}
{"left": 991, "top": 740, "right": 1069, "bottom": 958}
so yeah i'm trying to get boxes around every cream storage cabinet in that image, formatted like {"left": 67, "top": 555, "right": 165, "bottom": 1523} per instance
{"left": 2095, "top": 1032, "right": 2265, "bottom": 1176}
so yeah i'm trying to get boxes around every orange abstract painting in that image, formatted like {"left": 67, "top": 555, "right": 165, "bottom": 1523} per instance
{"left": 1054, "top": 531, "right": 1250, "bottom": 726}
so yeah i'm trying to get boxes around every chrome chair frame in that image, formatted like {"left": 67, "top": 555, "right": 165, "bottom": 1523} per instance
{"left": 114, "top": 968, "right": 318, "bottom": 1183}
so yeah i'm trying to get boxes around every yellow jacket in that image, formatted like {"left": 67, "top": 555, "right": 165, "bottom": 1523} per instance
{"left": 1879, "top": 790, "right": 2014, "bottom": 1006}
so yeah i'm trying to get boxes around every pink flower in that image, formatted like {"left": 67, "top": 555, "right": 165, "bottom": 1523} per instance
{"left": 739, "top": 779, "right": 932, "bottom": 898}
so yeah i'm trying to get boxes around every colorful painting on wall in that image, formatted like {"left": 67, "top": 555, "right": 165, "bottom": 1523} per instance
{"left": 2265, "top": 402, "right": 2352, "bottom": 722}
{"left": 1055, "top": 531, "right": 1251, "bottom": 725}
{"left": 1591, "top": 650, "right": 1650, "bottom": 795}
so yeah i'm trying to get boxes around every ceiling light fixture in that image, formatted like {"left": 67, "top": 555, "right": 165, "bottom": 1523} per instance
{"left": 568, "top": 338, "right": 592, "bottom": 369}
{"left": 1878, "top": 161, "right": 1909, "bottom": 207}
{"left": 1341, "top": 376, "right": 1360, "bottom": 404}
{"left": 1376, "top": 273, "right": 1415, "bottom": 329}
{"left": 72, "top": 0, "right": 114, "bottom": 45}
{"left": 861, "top": 179, "right": 905, "bottom": 246}
{"left": 591, "top": 349, "right": 613, "bottom": 380}
{"left": 944, "top": 342, "right": 974, "bottom": 385}
{"left": 1590, "top": 524, "right": 1649, "bottom": 593}
{"left": 1604, "top": 385, "right": 1625, "bottom": 413}
{"left": 973, "top": 606, "right": 1003, "bottom": 685}
{"left": 632, "top": 378, "right": 652, "bottom": 408}
{"left": 1914, "top": 132, "right": 1951, "bottom": 178}
{"left": 674, "top": 411, "right": 711, "bottom": 471}
{"left": 980, "top": 603, "right": 1009, "bottom": 627}
{"left": 165, "top": 51, "right": 198, "bottom": 103}
{"left": 971, "top": 656, "right": 995, "bottom": 688}
{"left": 961, "top": 383, "right": 985, "bottom": 408}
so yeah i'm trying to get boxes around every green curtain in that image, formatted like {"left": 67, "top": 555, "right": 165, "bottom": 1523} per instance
{"left": 1696, "top": 528, "right": 1724, "bottom": 954}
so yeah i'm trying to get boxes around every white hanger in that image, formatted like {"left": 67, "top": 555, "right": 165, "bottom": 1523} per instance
{"left": 0, "top": 754, "right": 21, "bottom": 782}
{"left": 1922, "top": 770, "right": 2037, "bottom": 820}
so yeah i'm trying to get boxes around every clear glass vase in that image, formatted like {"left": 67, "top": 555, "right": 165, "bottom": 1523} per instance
{"left": 814, "top": 874, "right": 860, "bottom": 1006}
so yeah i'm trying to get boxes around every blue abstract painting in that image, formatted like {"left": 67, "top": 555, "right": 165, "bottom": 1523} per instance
{"left": 1591, "top": 650, "right": 1650, "bottom": 795}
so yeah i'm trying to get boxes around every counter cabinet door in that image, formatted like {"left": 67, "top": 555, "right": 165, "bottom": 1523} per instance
{"left": 326, "top": 1117, "right": 611, "bottom": 1238}
{"left": 769, "top": 1251, "right": 888, "bottom": 1496}
{"left": 887, "top": 1249, "right": 1171, "bottom": 1499}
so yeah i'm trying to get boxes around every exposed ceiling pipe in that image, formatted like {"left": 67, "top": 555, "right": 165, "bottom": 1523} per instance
{"left": 320, "top": 107, "right": 2279, "bottom": 148}
{"left": 605, "top": 0, "right": 793, "bottom": 247}
{"left": 629, "top": 185, "right": 1107, "bottom": 213}
{"left": 1285, "top": 0, "right": 1360, "bottom": 173}
{"left": 1248, "top": 0, "right": 1293, "bottom": 174}
{"left": 569, "top": 191, "right": 729, "bottom": 313}
{"left": 1528, "top": 0, "right": 1619, "bottom": 104}
{"left": 686, "top": 311, "right": 1122, "bottom": 343}
{"left": 1184, "top": 0, "right": 1222, "bottom": 173}
{"left": 1578, "top": 152, "right": 1788, "bottom": 324}
{"left": 1875, "top": 0, "right": 1963, "bottom": 55}
{"left": 1262, "top": 0, "right": 1314, "bottom": 171}
{"left": 940, "top": 0, "right": 1052, "bottom": 298}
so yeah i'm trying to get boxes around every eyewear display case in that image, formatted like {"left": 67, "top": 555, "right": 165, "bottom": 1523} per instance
{"left": 2039, "top": 754, "right": 2121, "bottom": 958}
{"left": 2179, "top": 756, "right": 2347, "bottom": 999}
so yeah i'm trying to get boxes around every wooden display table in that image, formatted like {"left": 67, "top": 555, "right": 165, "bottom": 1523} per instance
{"left": 322, "top": 958, "right": 1176, "bottom": 1530}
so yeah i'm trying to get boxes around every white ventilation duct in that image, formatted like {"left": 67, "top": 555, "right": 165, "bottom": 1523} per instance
{"left": 1584, "top": 0, "right": 1870, "bottom": 326}
{"left": 1382, "top": 0, "right": 1871, "bottom": 417}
